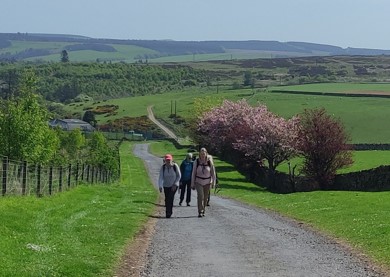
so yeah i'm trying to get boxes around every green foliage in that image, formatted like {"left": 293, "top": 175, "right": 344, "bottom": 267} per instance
{"left": 60, "top": 50, "right": 69, "bottom": 62}
{"left": 82, "top": 110, "right": 96, "bottom": 126}
{"left": 87, "top": 132, "right": 119, "bottom": 176}
{"left": 0, "top": 70, "right": 58, "bottom": 163}
{"left": 0, "top": 62, "right": 207, "bottom": 103}
{"left": 297, "top": 108, "right": 353, "bottom": 188}
{"left": 55, "top": 128, "right": 87, "bottom": 164}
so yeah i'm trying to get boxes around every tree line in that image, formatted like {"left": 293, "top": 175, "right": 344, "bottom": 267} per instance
{"left": 0, "top": 62, "right": 208, "bottom": 104}
{"left": 0, "top": 70, "right": 120, "bottom": 177}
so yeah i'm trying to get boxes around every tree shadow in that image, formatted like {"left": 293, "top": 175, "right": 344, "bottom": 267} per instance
{"left": 220, "top": 182, "right": 267, "bottom": 192}
{"left": 215, "top": 166, "right": 237, "bottom": 173}
{"left": 133, "top": 200, "right": 164, "bottom": 207}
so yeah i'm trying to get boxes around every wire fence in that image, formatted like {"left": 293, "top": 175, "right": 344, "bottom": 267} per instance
{"left": 1, "top": 157, "right": 114, "bottom": 197}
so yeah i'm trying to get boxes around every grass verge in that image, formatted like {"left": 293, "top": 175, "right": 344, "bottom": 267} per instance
{"left": 0, "top": 141, "right": 158, "bottom": 276}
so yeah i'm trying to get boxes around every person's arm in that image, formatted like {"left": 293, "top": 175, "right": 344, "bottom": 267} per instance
{"left": 191, "top": 159, "right": 197, "bottom": 188}
{"left": 173, "top": 163, "right": 181, "bottom": 186}
{"left": 179, "top": 161, "right": 185, "bottom": 182}
{"left": 210, "top": 164, "right": 216, "bottom": 188}
{"left": 158, "top": 166, "right": 164, "bottom": 192}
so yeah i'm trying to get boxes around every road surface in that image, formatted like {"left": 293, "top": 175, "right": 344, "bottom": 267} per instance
{"left": 132, "top": 143, "right": 386, "bottom": 277}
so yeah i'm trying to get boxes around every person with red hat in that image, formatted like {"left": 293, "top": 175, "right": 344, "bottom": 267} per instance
{"left": 158, "top": 154, "right": 181, "bottom": 218}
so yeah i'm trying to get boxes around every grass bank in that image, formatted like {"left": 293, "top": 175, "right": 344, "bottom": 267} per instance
{"left": 0, "top": 141, "right": 158, "bottom": 276}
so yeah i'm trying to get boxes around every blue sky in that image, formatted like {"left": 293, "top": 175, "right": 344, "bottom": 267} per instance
{"left": 1, "top": 0, "right": 389, "bottom": 49}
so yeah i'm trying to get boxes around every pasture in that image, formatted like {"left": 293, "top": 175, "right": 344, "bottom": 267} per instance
{"left": 68, "top": 84, "right": 390, "bottom": 143}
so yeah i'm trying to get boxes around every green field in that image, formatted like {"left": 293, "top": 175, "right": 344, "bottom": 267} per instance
{"left": 68, "top": 85, "right": 390, "bottom": 144}
{"left": 1, "top": 40, "right": 158, "bottom": 63}
{"left": 270, "top": 82, "right": 390, "bottom": 93}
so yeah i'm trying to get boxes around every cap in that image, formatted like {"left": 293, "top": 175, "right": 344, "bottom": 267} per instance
{"left": 164, "top": 154, "right": 173, "bottom": 161}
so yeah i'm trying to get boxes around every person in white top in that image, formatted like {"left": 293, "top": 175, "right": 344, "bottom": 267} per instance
{"left": 191, "top": 148, "right": 216, "bottom": 217}
{"left": 158, "top": 154, "right": 181, "bottom": 218}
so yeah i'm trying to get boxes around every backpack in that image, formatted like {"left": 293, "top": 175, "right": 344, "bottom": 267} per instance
{"left": 196, "top": 158, "right": 211, "bottom": 169}
{"left": 196, "top": 158, "right": 218, "bottom": 184}
{"left": 181, "top": 160, "right": 193, "bottom": 181}
{"left": 162, "top": 162, "right": 177, "bottom": 177}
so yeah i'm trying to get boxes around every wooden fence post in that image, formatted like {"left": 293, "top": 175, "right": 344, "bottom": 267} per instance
{"left": 36, "top": 164, "right": 41, "bottom": 197}
{"left": 81, "top": 164, "right": 85, "bottom": 181}
{"left": 59, "top": 166, "right": 63, "bottom": 192}
{"left": 2, "top": 157, "right": 8, "bottom": 196}
{"left": 68, "top": 164, "right": 72, "bottom": 188}
{"left": 49, "top": 166, "right": 53, "bottom": 195}
{"left": 75, "top": 163, "right": 79, "bottom": 186}
{"left": 22, "top": 161, "right": 27, "bottom": 195}
{"left": 87, "top": 165, "right": 90, "bottom": 183}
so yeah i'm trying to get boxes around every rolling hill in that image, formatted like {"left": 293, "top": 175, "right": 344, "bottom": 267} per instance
{"left": 1, "top": 32, "right": 390, "bottom": 63}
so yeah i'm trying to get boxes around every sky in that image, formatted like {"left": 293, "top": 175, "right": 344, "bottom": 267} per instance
{"left": 1, "top": 0, "right": 390, "bottom": 50}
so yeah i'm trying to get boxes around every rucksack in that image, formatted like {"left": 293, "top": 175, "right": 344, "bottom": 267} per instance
{"left": 196, "top": 158, "right": 218, "bottom": 184}
{"left": 196, "top": 158, "right": 211, "bottom": 169}
{"left": 162, "top": 162, "right": 177, "bottom": 177}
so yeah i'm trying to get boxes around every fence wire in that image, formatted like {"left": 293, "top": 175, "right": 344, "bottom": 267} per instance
{"left": 1, "top": 157, "right": 113, "bottom": 197}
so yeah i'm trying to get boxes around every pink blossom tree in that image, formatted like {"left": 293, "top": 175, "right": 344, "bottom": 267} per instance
{"left": 197, "top": 99, "right": 300, "bottom": 179}
{"left": 233, "top": 105, "right": 300, "bottom": 174}
{"left": 197, "top": 99, "right": 253, "bottom": 153}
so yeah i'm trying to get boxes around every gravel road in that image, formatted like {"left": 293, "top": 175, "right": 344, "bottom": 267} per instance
{"left": 133, "top": 143, "right": 386, "bottom": 277}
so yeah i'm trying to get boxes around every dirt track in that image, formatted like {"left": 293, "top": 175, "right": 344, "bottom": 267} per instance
{"left": 130, "top": 143, "right": 387, "bottom": 277}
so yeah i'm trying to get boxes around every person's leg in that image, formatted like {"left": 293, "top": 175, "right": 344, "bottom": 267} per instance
{"left": 195, "top": 183, "right": 204, "bottom": 217}
{"left": 164, "top": 187, "right": 175, "bottom": 218}
{"left": 179, "top": 184, "right": 185, "bottom": 205}
{"left": 163, "top": 187, "right": 170, "bottom": 217}
{"left": 202, "top": 184, "right": 210, "bottom": 216}
{"left": 206, "top": 189, "right": 210, "bottom": 206}
{"left": 185, "top": 180, "right": 191, "bottom": 205}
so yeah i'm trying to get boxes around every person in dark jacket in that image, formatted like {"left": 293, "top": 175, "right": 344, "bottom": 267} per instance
{"left": 158, "top": 154, "right": 181, "bottom": 218}
{"left": 179, "top": 153, "right": 194, "bottom": 206}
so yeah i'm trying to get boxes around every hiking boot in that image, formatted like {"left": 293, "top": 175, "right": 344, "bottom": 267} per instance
{"left": 186, "top": 203, "right": 190, "bottom": 206}
{"left": 198, "top": 213, "right": 202, "bottom": 218}
{"left": 179, "top": 201, "right": 182, "bottom": 206}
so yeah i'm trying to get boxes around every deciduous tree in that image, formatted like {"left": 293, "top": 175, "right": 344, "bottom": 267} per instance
{"left": 0, "top": 70, "right": 58, "bottom": 163}
{"left": 297, "top": 108, "right": 353, "bottom": 189}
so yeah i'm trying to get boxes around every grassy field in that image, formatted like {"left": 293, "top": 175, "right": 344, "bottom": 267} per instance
{"left": 1, "top": 40, "right": 158, "bottom": 63}
{"left": 270, "top": 82, "right": 390, "bottom": 93}
{"left": 150, "top": 140, "right": 390, "bottom": 271}
{"left": 68, "top": 85, "right": 390, "bottom": 144}
{"left": 277, "top": 150, "right": 390, "bottom": 174}
{"left": 0, "top": 141, "right": 158, "bottom": 276}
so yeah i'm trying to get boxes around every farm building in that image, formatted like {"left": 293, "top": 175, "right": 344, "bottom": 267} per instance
{"left": 49, "top": 119, "right": 95, "bottom": 132}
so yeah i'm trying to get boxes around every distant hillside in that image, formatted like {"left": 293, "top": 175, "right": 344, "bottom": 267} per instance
{"left": 1, "top": 32, "right": 390, "bottom": 62}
